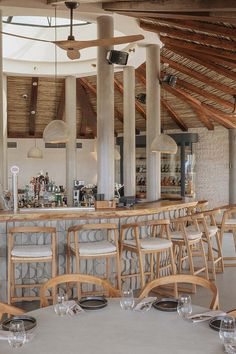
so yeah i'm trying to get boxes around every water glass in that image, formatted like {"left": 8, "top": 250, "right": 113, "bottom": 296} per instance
{"left": 120, "top": 289, "right": 135, "bottom": 310}
{"left": 8, "top": 320, "right": 26, "bottom": 348}
{"left": 219, "top": 316, "right": 236, "bottom": 346}
{"left": 177, "top": 294, "right": 192, "bottom": 320}
{"left": 54, "top": 293, "right": 68, "bottom": 316}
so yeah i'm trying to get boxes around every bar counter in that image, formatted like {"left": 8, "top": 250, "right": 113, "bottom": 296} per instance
{"left": 0, "top": 199, "right": 197, "bottom": 302}
{"left": 0, "top": 199, "right": 197, "bottom": 222}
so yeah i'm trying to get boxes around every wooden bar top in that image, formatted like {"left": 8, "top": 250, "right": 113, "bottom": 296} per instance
{"left": 0, "top": 200, "right": 197, "bottom": 222}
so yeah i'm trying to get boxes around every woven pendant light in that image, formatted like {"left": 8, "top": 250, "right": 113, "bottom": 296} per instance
{"left": 151, "top": 134, "right": 177, "bottom": 154}
{"left": 27, "top": 139, "right": 43, "bottom": 158}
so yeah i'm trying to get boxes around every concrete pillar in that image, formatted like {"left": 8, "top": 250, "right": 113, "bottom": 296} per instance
{"left": 97, "top": 16, "right": 114, "bottom": 201}
{"left": 65, "top": 76, "right": 77, "bottom": 206}
{"left": 123, "top": 66, "right": 136, "bottom": 196}
{"left": 146, "top": 45, "right": 161, "bottom": 201}
{"left": 229, "top": 129, "right": 236, "bottom": 203}
{"left": 0, "top": 11, "right": 8, "bottom": 202}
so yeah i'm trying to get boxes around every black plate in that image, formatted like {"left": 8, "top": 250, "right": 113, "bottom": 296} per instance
{"left": 79, "top": 296, "right": 107, "bottom": 310}
{"left": 209, "top": 316, "right": 226, "bottom": 331}
{"left": 152, "top": 298, "right": 178, "bottom": 312}
{"left": 1, "top": 315, "right": 37, "bottom": 331}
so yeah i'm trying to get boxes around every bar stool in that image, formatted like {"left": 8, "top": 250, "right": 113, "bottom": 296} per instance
{"left": 8, "top": 226, "right": 57, "bottom": 304}
{"left": 171, "top": 214, "right": 208, "bottom": 292}
{"left": 219, "top": 206, "right": 236, "bottom": 266}
{"left": 120, "top": 219, "right": 177, "bottom": 294}
{"left": 66, "top": 223, "right": 121, "bottom": 297}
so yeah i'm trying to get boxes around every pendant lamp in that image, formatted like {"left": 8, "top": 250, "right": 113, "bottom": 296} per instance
{"left": 27, "top": 139, "right": 43, "bottom": 159}
{"left": 43, "top": 5, "right": 70, "bottom": 144}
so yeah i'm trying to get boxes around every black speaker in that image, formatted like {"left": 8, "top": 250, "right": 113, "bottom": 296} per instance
{"left": 106, "top": 50, "right": 129, "bottom": 65}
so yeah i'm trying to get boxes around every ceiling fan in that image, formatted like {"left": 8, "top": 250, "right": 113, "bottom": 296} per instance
{"left": 56, "top": 1, "right": 144, "bottom": 60}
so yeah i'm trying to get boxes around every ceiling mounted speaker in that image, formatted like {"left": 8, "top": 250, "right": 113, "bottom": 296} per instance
{"left": 106, "top": 50, "right": 129, "bottom": 65}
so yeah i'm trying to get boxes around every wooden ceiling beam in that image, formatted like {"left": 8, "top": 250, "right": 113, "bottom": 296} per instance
{"left": 162, "top": 84, "right": 214, "bottom": 130}
{"left": 135, "top": 68, "right": 188, "bottom": 131}
{"left": 103, "top": 1, "right": 236, "bottom": 13}
{"left": 145, "top": 18, "right": 236, "bottom": 40}
{"left": 164, "top": 84, "right": 236, "bottom": 129}
{"left": 56, "top": 81, "right": 65, "bottom": 120}
{"left": 161, "top": 55, "right": 235, "bottom": 96}
{"left": 112, "top": 11, "right": 236, "bottom": 24}
{"left": 29, "top": 77, "right": 38, "bottom": 136}
{"left": 161, "top": 36, "right": 236, "bottom": 63}
{"left": 176, "top": 78, "right": 234, "bottom": 111}
{"left": 114, "top": 78, "right": 146, "bottom": 119}
{"left": 161, "top": 99, "right": 188, "bottom": 131}
{"left": 165, "top": 46, "right": 236, "bottom": 82}
{"left": 185, "top": 50, "right": 236, "bottom": 70}
{"left": 76, "top": 79, "right": 97, "bottom": 138}
{"left": 140, "top": 21, "right": 236, "bottom": 52}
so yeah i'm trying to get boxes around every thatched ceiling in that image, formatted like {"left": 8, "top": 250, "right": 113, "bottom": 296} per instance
{"left": 7, "top": 0, "right": 236, "bottom": 138}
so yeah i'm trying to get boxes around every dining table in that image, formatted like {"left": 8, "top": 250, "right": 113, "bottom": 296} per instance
{"left": 1, "top": 299, "right": 224, "bottom": 354}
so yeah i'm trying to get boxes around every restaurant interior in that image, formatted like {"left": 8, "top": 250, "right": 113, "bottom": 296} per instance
{"left": 0, "top": 1, "right": 236, "bottom": 353}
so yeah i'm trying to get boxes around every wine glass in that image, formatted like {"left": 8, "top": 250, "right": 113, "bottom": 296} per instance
{"left": 8, "top": 319, "right": 26, "bottom": 348}
{"left": 120, "top": 289, "right": 135, "bottom": 310}
{"left": 54, "top": 293, "right": 68, "bottom": 316}
{"left": 177, "top": 294, "right": 192, "bottom": 320}
{"left": 219, "top": 316, "right": 236, "bottom": 350}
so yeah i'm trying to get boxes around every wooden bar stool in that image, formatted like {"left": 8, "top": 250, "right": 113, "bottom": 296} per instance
{"left": 8, "top": 226, "right": 57, "bottom": 304}
{"left": 66, "top": 223, "right": 121, "bottom": 297}
{"left": 120, "top": 219, "right": 177, "bottom": 294}
{"left": 219, "top": 206, "right": 236, "bottom": 267}
{"left": 171, "top": 214, "right": 209, "bottom": 292}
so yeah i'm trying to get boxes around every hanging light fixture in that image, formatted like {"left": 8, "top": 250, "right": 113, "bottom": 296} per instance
{"left": 43, "top": 5, "right": 70, "bottom": 144}
{"left": 27, "top": 139, "right": 43, "bottom": 159}
{"left": 115, "top": 145, "right": 121, "bottom": 160}
{"left": 151, "top": 85, "right": 177, "bottom": 155}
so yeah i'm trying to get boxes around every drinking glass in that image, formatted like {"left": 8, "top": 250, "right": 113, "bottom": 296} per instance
{"left": 177, "top": 294, "right": 192, "bottom": 320}
{"left": 120, "top": 289, "right": 135, "bottom": 310}
{"left": 54, "top": 293, "right": 68, "bottom": 316}
{"left": 8, "top": 320, "right": 26, "bottom": 348}
{"left": 219, "top": 316, "right": 236, "bottom": 346}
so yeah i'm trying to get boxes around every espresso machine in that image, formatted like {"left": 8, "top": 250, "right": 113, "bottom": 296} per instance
{"left": 73, "top": 180, "right": 84, "bottom": 207}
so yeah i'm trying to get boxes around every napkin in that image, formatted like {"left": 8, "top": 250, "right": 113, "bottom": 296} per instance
{"left": 65, "top": 300, "right": 84, "bottom": 316}
{"left": 188, "top": 309, "right": 226, "bottom": 323}
{"left": 134, "top": 297, "right": 157, "bottom": 312}
{"left": 0, "top": 330, "right": 9, "bottom": 341}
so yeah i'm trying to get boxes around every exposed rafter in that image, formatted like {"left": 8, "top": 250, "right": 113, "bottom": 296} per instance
{"left": 29, "top": 77, "right": 38, "bottom": 136}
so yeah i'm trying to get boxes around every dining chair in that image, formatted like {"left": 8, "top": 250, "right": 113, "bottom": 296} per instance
{"left": 40, "top": 273, "right": 120, "bottom": 307}
{"left": 138, "top": 274, "right": 219, "bottom": 310}
{"left": 219, "top": 206, "right": 236, "bottom": 266}
{"left": 0, "top": 302, "right": 25, "bottom": 321}
{"left": 8, "top": 226, "right": 57, "bottom": 304}
{"left": 171, "top": 214, "right": 209, "bottom": 292}
{"left": 120, "top": 219, "right": 177, "bottom": 295}
{"left": 66, "top": 223, "right": 121, "bottom": 297}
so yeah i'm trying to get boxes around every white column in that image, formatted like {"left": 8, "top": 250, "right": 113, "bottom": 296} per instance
{"left": 0, "top": 11, "right": 8, "bottom": 199}
{"left": 97, "top": 15, "right": 114, "bottom": 201}
{"left": 229, "top": 129, "right": 236, "bottom": 203}
{"left": 65, "top": 76, "right": 77, "bottom": 206}
{"left": 123, "top": 66, "right": 136, "bottom": 196}
{"left": 146, "top": 45, "right": 161, "bottom": 201}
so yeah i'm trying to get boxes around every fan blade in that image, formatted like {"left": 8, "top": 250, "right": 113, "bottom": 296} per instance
{"left": 67, "top": 49, "right": 80, "bottom": 60}
{"left": 55, "top": 34, "right": 144, "bottom": 51}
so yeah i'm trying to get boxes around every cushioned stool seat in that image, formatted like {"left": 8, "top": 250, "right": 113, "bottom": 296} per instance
{"left": 172, "top": 230, "right": 202, "bottom": 241}
{"left": 70, "top": 241, "right": 117, "bottom": 256}
{"left": 11, "top": 245, "right": 52, "bottom": 258}
{"left": 123, "top": 238, "right": 172, "bottom": 250}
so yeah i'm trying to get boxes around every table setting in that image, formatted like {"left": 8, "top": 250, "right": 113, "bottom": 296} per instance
{"left": 0, "top": 291, "right": 232, "bottom": 353}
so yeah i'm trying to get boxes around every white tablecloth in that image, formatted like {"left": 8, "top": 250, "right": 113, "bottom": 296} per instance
{"left": 1, "top": 300, "right": 223, "bottom": 354}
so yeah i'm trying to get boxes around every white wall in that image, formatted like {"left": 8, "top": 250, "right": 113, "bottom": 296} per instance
{"left": 7, "top": 138, "right": 97, "bottom": 190}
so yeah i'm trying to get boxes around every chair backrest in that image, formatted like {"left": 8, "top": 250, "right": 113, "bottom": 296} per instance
{"left": 0, "top": 302, "right": 25, "bottom": 321}
{"left": 8, "top": 226, "right": 56, "bottom": 248}
{"left": 138, "top": 274, "right": 219, "bottom": 310}
{"left": 40, "top": 274, "right": 120, "bottom": 307}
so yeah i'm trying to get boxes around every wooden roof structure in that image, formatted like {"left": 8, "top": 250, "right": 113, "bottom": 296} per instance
{"left": 7, "top": 0, "right": 236, "bottom": 138}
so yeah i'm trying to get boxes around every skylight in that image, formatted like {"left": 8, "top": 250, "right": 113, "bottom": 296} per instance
{"left": 2, "top": 16, "right": 89, "bottom": 28}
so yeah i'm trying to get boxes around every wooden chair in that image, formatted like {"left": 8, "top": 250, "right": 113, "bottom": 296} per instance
{"left": 0, "top": 302, "right": 25, "bottom": 321}
{"left": 227, "top": 309, "right": 236, "bottom": 317}
{"left": 120, "top": 219, "right": 177, "bottom": 295}
{"left": 138, "top": 274, "right": 219, "bottom": 310}
{"left": 219, "top": 206, "right": 236, "bottom": 266}
{"left": 171, "top": 214, "right": 209, "bottom": 292}
{"left": 8, "top": 226, "right": 57, "bottom": 304}
{"left": 40, "top": 274, "right": 119, "bottom": 308}
{"left": 187, "top": 200, "right": 209, "bottom": 215}
{"left": 66, "top": 223, "right": 121, "bottom": 297}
